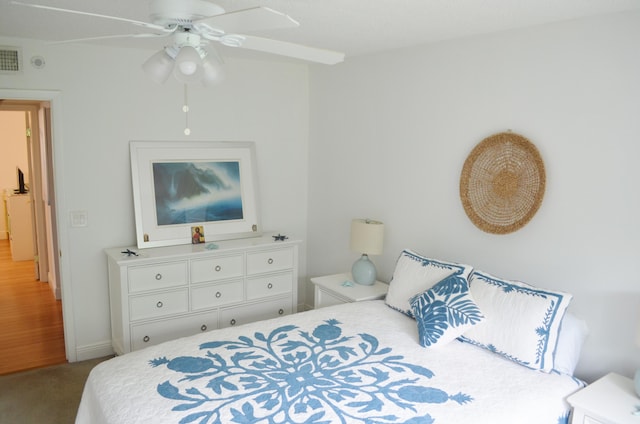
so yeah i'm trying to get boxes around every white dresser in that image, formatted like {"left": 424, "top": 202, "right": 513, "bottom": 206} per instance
{"left": 106, "top": 235, "right": 300, "bottom": 355}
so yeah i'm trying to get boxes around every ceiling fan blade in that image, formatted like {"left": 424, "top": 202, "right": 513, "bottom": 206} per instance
{"left": 227, "top": 35, "right": 344, "bottom": 65}
{"left": 10, "top": 0, "right": 169, "bottom": 32}
{"left": 195, "top": 7, "right": 299, "bottom": 34}
{"left": 46, "top": 32, "right": 174, "bottom": 45}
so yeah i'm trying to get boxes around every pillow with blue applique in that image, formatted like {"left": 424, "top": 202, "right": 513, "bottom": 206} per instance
{"left": 410, "top": 273, "right": 485, "bottom": 348}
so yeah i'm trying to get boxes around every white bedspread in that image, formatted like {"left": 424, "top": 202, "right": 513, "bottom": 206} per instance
{"left": 76, "top": 301, "right": 583, "bottom": 424}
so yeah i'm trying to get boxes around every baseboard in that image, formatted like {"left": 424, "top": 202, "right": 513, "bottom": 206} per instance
{"left": 74, "top": 341, "right": 115, "bottom": 362}
{"left": 47, "top": 271, "right": 62, "bottom": 300}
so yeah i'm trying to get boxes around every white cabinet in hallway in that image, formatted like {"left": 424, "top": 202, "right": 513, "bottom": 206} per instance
{"left": 6, "top": 194, "right": 34, "bottom": 261}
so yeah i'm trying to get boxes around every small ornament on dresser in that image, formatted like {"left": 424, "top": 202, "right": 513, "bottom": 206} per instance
{"left": 121, "top": 249, "right": 139, "bottom": 257}
{"left": 273, "top": 234, "right": 288, "bottom": 241}
{"left": 191, "top": 226, "right": 205, "bottom": 244}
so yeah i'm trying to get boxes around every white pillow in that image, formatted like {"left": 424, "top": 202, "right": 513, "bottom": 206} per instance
{"left": 385, "top": 249, "right": 473, "bottom": 318}
{"left": 553, "top": 312, "right": 589, "bottom": 376}
{"left": 459, "top": 270, "right": 573, "bottom": 373}
{"left": 410, "top": 273, "right": 485, "bottom": 348}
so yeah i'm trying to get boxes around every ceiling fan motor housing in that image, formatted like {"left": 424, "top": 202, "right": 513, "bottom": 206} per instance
{"left": 173, "top": 32, "right": 201, "bottom": 48}
{"left": 149, "top": 0, "right": 225, "bottom": 27}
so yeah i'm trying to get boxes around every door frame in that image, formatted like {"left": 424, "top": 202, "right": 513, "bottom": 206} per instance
{"left": 0, "top": 88, "right": 75, "bottom": 362}
{"left": 8, "top": 102, "right": 48, "bottom": 283}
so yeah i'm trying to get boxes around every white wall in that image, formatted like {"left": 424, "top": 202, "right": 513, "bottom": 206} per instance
{"left": 0, "top": 37, "right": 310, "bottom": 360}
{"left": 308, "top": 11, "right": 640, "bottom": 382}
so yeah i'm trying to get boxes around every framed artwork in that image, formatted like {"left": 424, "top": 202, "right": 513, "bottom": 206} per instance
{"left": 130, "top": 140, "right": 261, "bottom": 248}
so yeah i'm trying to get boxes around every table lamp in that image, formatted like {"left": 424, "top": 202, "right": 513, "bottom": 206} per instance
{"left": 350, "top": 218, "right": 384, "bottom": 285}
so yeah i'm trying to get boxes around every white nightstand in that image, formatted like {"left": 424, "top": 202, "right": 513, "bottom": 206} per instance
{"left": 311, "top": 273, "right": 388, "bottom": 309}
{"left": 567, "top": 372, "right": 640, "bottom": 424}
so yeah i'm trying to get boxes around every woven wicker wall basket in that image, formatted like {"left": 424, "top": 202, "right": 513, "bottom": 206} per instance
{"left": 459, "top": 132, "right": 546, "bottom": 234}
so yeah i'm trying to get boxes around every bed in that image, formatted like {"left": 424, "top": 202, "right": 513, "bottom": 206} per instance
{"left": 77, "top": 250, "right": 587, "bottom": 424}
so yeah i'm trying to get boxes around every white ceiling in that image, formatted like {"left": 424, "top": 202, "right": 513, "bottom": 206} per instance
{"left": 1, "top": 0, "right": 640, "bottom": 63}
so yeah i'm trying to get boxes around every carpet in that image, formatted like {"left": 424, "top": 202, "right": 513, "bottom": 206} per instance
{"left": 0, "top": 356, "right": 113, "bottom": 424}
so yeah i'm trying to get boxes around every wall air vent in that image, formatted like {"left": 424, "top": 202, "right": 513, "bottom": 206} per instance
{"left": 0, "top": 47, "right": 22, "bottom": 74}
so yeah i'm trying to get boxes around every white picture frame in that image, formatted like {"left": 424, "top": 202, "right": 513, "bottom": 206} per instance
{"left": 130, "top": 140, "right": 261, "bottom": 248}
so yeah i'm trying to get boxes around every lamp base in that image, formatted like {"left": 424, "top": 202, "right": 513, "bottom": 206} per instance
{"left": 352, "top": 254, "right": 376, "bottom": 285}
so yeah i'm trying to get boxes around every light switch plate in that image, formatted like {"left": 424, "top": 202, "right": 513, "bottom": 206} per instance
{"left": 70, "top": 210, "right": 88, "bottom": 228}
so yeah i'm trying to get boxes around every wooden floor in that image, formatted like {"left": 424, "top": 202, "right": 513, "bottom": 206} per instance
{"left": 0, "top": 239, "right": 66, "bottom": 375}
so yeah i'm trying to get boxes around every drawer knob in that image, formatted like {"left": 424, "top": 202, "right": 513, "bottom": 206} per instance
{"left": 215, "top": 291, "right": 222, "bottom": 298}
{"left": 215, "top": 265, "right": 222, "bottom": 272}
{"left": 143, "top": 335, "right": 150, "bottom": 343}
{"left": 155, "top": 273, "right": 162, "bottom": 280}
{"left": 267, "top": 258, "right": 274, "bottom": 265}
{"left": 278, "top": 308, "right": 284, "bottom": 315}
{"left": 267, "top": 283, "right": 273, "bottom": 289}
{"left": 230, "top": 319, "right": 236, "bottom": 326}
{"left": 156, "top": 301, "right": 163, "bottom": 308}
{"left": 200, "top": 324, "right": 207, "bottom": 332}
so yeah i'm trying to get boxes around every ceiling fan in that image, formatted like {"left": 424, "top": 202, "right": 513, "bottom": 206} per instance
{"left": 11, "top": 0, "right": 345, "bottom": 85}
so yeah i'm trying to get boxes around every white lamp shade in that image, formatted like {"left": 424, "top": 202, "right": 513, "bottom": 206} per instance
{"left": 173, "top": 46, "right": 203, "bottom": 83}
{"left": 202, "top": 57, "right": 225, "bottom": 86}
{"left": 350, "top": 219, "right": 384, "bottom": 255}
{"left": 142, "top": 50, "right": 174, "bottom": 84}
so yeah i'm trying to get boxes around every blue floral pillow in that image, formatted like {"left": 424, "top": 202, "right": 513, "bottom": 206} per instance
{"left": 386, "top": 249, "right": 474, "bottom": 318}
{"left": 459, "top": 270, "right": 573, "bottom": 373}
{"left": 410, "top": 274, "right": 485, "bottom": 348}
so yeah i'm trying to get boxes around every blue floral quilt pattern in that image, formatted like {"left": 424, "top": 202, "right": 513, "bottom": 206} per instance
{"left": 150, "top": 319, "right": 473, "bottom": 423}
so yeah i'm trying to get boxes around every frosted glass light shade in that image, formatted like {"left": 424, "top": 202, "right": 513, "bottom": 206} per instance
{"left": 202, "top": 58, "right": 225, "bottom": 86}
{"left": 142, "top": 50, "right": 174, "bottom": 84}
{"left": 173, "top": 46, "right": 203, "bottom": 83}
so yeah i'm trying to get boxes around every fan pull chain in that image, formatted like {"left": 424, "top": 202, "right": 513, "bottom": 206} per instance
{"left": 182, "top": 84, "right": 191, "bottom": 136}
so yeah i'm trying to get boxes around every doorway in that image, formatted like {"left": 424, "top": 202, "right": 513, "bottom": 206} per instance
{"left": 0, "top": 100, "right": 65, "bottom": 372}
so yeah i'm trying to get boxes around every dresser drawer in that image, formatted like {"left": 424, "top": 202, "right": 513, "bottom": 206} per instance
{"left": 219, "top": 297, "right": 292, "bottom": 328}
{"left": 246, "top": 271, "right": 293, "bottom": 300}
{"left": 246, "top": 247, "right": 294, "bottom": 275}
{"left": 128, "top": 261, "right": 187, "bottom": 293}
{"left": 129, "top": 289, "right": 189, "bottom": 321}
{"left": 190, "top": 254, "right": 243, "bottom": 283}
{"left": 191, "top": 280, "right": 244, "bottom": 311}
{"left": 131, "top": 311, "right": 218, "bottom": 351}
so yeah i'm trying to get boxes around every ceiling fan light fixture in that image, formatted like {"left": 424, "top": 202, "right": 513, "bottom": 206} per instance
{"left": 202, "top": 57, "right": 224, "bottom": 86}
{"left": 142, "top": 48, "right": 175, "bottom": 84}
{"left": 173, "top": 45, "right": 203, "bottom": 83}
